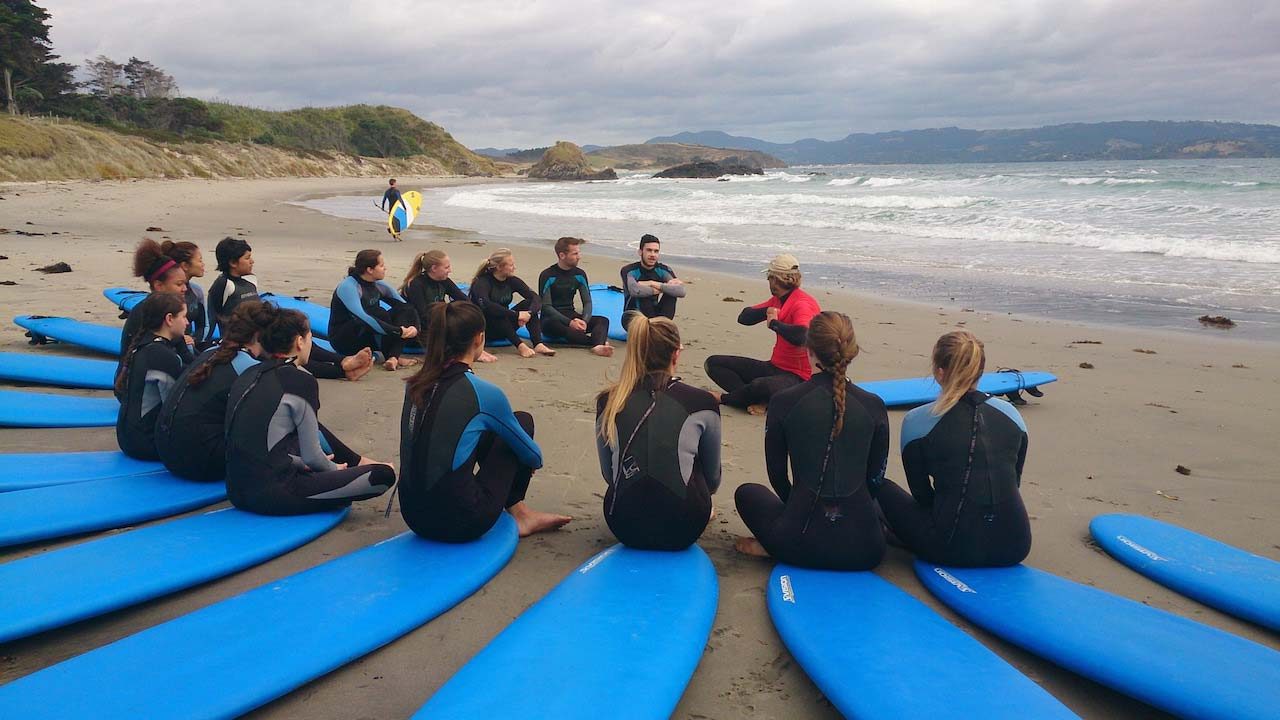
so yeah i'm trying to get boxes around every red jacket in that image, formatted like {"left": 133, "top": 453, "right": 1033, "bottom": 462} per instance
{"left": 751, "top": 288, "right": 821, "bottom": 380}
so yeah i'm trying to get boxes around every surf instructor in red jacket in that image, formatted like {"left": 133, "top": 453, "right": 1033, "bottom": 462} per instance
{"left": 705, "top": 254, "right": 822, "bottom": 415}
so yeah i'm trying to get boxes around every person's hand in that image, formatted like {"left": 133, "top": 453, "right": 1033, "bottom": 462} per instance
{"left": 569, "top": 318, "right": 587, "bottom": 332}
{"left": 184, "top": 334, "right": 195, "bottom": 346}
{"left": 401, "top": 325, "right": 419, "bottom": 339}
{"left": 766, "top": 307, "right": 779, "bottom": 323}
{"left": 646, "top": 280, "right": 665, "bottom": 290}
{"left": 666, "top": 278, "right": 684, "bottom": 286}
{"left": 518, "top": 310, "right": 532, "bottom": 325}
{"left": 332, "top": 463, "right": 348, "bottom": 470}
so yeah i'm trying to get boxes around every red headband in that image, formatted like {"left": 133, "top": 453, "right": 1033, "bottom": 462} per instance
{"left": 146, "top": 258, "right": 178, "bottom": 283}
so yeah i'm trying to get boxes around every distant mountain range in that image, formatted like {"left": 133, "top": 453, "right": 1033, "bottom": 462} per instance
{"left": 474, "top": 143, "right": 784, "bottom": 170}
{"left": 645, "top": 122, "right": 1280, "bottom": 164}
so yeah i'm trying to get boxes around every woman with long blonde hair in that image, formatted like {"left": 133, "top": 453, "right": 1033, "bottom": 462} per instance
{"left": 733, "top": 311, "right": 888, "bottom": 570}
{"left": 468, "top": 249, "right": 556, "bottom": 358}
{"left": 595, "top": 314, "right": 721, "bottom": 550}
{"left": 878, "top": 330, "right": 1033, "bottom": 567}
{"left": 402, "top": 249, "right": 496, "bottom": 363}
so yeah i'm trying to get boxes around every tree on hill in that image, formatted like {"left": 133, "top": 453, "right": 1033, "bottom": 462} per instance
{"left": 82, "top": 55, "right": 125, "bottom": 97}
{"left": 123, "top": 57, "right": 178, "bottom": 99}
{"left": 0, "top": 0, "right": 75, "bottom": 115}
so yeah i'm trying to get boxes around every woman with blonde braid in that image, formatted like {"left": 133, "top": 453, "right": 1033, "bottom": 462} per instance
{"left": 402, "top": 250, "right": 496, "bottom": 363}
{"left": 468, "top": 248, "right": 555, "bottom": 358}
{"left": 734, "top": 311, "right": 888, "bottom": 570}
{"left": 878, "top": 331, "right": 1032, "bottom": 567}
{"left": 596, "top": 315, "right": 721, "bottom": 550}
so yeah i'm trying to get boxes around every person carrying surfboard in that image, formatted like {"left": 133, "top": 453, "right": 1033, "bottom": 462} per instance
{"left": 114, "top": 292, "right": 190, "bottom": 461}
{"left": 469, "top": 249, "right": 556, "bottom": 359}
{"left": 878, "top": 331, "right": 1033, "bottom": 567}
{"left": 225, "top": 309, "right": 396, "bottom": 515}
{"left": 705, "top": 254, "right": 820, "bottom": 415}
{"left": 398, "top": 301, "right": 571, "bottom": 539}
{"left": 330, "top": 249, "right": 421, "bottom": 371}
{"left": 381, "top": 178, "right": 403, "bottom": 213}
{"left": 538, "top": 237, "right": 613, "bottom": 357}
{"left": 401, "top": 250, "right": 497, "bottom": 363}
{"left": 733, "top": 311, "right": 889, "bottom": 570}
{"left": 596, "top": 315, "right": 721, "bottom": 550}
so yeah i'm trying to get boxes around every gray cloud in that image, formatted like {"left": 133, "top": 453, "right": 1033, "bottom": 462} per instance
{"left": 44, "top": 0, "right": 1280, "bottom": 148}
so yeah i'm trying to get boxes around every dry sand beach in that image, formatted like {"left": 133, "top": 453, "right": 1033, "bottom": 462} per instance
{"left": 1, "top": 176, "right": 1277, "bottom": 719}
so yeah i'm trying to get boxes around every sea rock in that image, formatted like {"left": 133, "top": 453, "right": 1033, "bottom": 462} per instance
{"left": 528, "top": 141, "right": 617, "bottom": 181}
{"left": 35, "top": 262, "right": 72, "bottom": 274}
{"left": 654, "top": 159, "right": 764, "bottom": 179}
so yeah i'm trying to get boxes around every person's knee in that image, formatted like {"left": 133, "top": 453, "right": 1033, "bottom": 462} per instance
{"left": 513, "top": 410, "right": 534, "bottom": 435}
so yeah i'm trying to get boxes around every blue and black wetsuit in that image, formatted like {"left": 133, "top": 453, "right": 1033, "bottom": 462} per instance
{"left": 381, "top": 186, "right": 403, "bottom": 212}
{"left": 155, "top": 346, "right": 259, "bottom": 481}
{"left": 185, "top": 280, "right": 215, "bottom": 350}
{"left": 207, "top": 273, "right": 260, "bottom": 335}
{"left": 329, "top": 273, "right": 420, "bottom": 360}
{"left": 225, "top": 358, "right": 395, "bottom": 515}
{"left": 879, "top": 390, "right": 1032, "bottom": 567}
{"left": 403, "top": 274, "right": 467, "bottom": 335}
{"left": 735, "top": 372, "right": 889, "bottom": 570}
{"left": 115, "top": 334, "right": 187, "bottom": 460}
{"left": 468, "top": 272, "right": 543, "bottom": 347}
{"left": 596, "top": 377, "right": 721, "bottom": 550}
{"left": 538, "top": 264, "right": 609, "bottom": 346}
{"left": 398, "top": 362, "right": 543, "bottom": 542}
{"left": 620, "top": 261, "right": 685, "bottom": 328}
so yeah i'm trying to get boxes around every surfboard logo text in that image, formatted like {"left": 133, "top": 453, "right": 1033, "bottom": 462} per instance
{"left": 779, "top": 575, "right": 795, "bottom": 603}
{"left": 578, "top": 545, "right": 620, "bottom": 574}
{"left": 1116, "top": 535, "right": 1165, "bottom": 562}
{"left": 933, "top": 568, "right": 976, "bottom": 594}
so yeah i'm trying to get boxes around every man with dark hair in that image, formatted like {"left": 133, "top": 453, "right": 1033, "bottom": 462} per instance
{"left": 619, "top": 233, "right": 686, "bottom": 330}
{"left": 537, "top": 237, "right": 613, "bottom": 357}
{"left": 380, "top": 178, "right": 403, "bottom": 212}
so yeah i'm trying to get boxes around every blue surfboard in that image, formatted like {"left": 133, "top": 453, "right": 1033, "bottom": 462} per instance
{"left": 0, "top": 472, "right": 226, "bottom": 548}
{"left": 857, "top": 370, "right": 1057, "bottom": 408}
{"left": 769, "top": 566, "right": 1076, "bottom": 718}
{"left": 0, "top": 507, "right": 346, "bottom": 643}
{"left": 417, "top": 544, "right": 717, "bottom": 719}
{"left": 0, "top": 389, "right": 117, "bottom": 428}
{"left": 14, "top": 315, "right": 122, "bottom": 356}
{"left": 0, "top": 515, "right": 518, "bottom": 720}
{"left": 0, "top": 450, "right": 163, "bottom": 493}
{"left": 1091, "top": 513, "right": 1280, "bottom": 631}
{"left": 259, "top": 292, "right": 332, "bottom": 336}
{"left": 915, "top": 561, "right": 1280, "bottom": 720}
{"left": 0, "top": 351, "right": 117, "bottom": 389}
{"left": 103, "top": 287, "right": 148, "bottom": 312}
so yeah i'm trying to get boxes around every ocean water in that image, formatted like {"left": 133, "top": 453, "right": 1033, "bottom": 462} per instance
{"left": 296, "top": 160, "right": 1280, "bottom": 340}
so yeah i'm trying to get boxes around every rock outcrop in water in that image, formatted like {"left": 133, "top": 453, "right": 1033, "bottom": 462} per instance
{"left": 528, "top": 142, "right": 617, "bottom": 181}
{"left": 654, "top": 159, "right": 764, "bottom": 179}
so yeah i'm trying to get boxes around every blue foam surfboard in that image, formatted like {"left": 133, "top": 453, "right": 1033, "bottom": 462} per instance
{"left": 0, "top": 507, "right": 346, "bottom": 643}
{"left": 103, "top": 287, "right": 148, "bottom": 312}
{"left": 0, "top": 389, "right": 117, "bottom": 428}
{"left": 768, "top": 566, "right": 1076, "bottom": 718}
{"left": 0, "top": 450, "right": 162, "bottom": 493}
{"left": 914, "top": 560, "right": 1280, "bottom": 720}
{"left": 0, "top": 351, "right": 117, "bottom": 389}
{"left": 0, "top": 515, "right": 518, "bottom": 719}
{"left": 416, "top": 544, "right": 717, "bottom": 719}
{"left": 0, "top": 472, "right": 226, "bottom": 548}
{"left": 857, "top": 370, "right": 1056, "bottom": 408}
{"left": 1091, "top": 513, "right": 1280, "bottom": 631}
{"left": 15, "top": 315, "right": 122, "bottom": 356}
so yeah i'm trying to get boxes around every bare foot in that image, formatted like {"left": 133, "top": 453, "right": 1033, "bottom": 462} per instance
{"left": 342, "top": 350, "right": 374, "bottom": 381}
{"left": 708, "top": 504, "right": 717, "bottom": 521}
{"left": 517, "top": 343, "right": 536, "bottom": 358}
{"left": 383, "top": 357, "right": 399, "bottom": 371}
{"left": 591, "top": 344, "right": 614, "bottom": 357}
{"left": 508, "top": 501, "right": 572, "bottom": 537}
{"left": 710, "top": 391, "right": 724, "bottom": 404}
{"left": 734, "top": 536, "right": 771, "bottom": 558}
{"left": 357, "top": 456, "right": 394, "bottom": 470}
{"left": 533, "top": 343, "right": 557, "bottom": 356}
{"left": 747, "top": 403, "right": 768, "bottom": 416}
{"left": 398, "top": 357, "right": 419, "bottom": 368}
{"left": 478, "top": 351, "right": 498, "bottom": 363}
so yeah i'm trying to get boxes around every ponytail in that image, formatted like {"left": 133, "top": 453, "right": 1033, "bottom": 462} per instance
{"left": 597, "top": 313, "right": 681, "bottom": 446}
{"left": 187, "top": 301, "right": 277, "bottom": 386}
{"left": 807, "top": 311, "right": 859, "bottom": 440}
{"left": 115, "top": 292, "right": 185, "bottom": 394}
{"left": 349, "top": 249, "right": 382, "bottom": 278}
{"left": 258, "top": 309, "right": 310, "bottom": 357}
{"left": 932, "top": 330, "right": 986, "bottom": 415}
{"left": 472, "top": 248, "right": 513, "bottom": 284}
{"left": 132, "top": 238, "right": 183, "bottom": 287}
{"left": 405, "top": 301, "right": 486, "bottom": 405}
{"left": 401, "top": 249, "right": 448, "bottom": 293}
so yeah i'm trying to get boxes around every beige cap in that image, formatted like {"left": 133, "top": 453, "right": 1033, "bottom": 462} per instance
{"left": 763, "top": 253, "right": 800, "bottom": 276}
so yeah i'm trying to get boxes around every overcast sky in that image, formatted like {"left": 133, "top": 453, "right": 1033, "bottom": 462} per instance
{"left": 43, "top": 0, "right": 1280, "bottom": 149}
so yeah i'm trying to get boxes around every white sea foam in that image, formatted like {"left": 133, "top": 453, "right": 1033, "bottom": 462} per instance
{"left": 862, "top": 177, "right": 913, "bottom": 187}
{"left": 827, "top": 177, "right": 866, "bottom": 186}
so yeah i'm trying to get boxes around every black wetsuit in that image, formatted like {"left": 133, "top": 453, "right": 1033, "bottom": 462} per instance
{"left": 381, "top": 187, "right": 403, "bottom": 212}
{"left": 185, "top": 280, "right": 214, "bottom": 349}
{"left": 735, "top": 372, "right": 889, "bottom": 570}
{"left": 538, "top": 264, "right": 609, "bottom": 346}
{"left": 620, "top": 261, "right": 685, "bottom": 328}
{"left": 596, "top": 377, "right": 721, "bottom": 550}
{"left": 879, "top": 390, "right": 1032, "bottom": 567}
{"left": 207, "top": 273, "right": 260, "bottom": 335}
{"left": 329, "top": 274, "right": 419, "bottom": 359}
{"left": 225, "top": 358, "right": 395, "bottom": 515}
{"left": 155, "top": 347, "right": 260, "bottom": 481}
{"left": 468, "top": 273, "right": 544, "bottom": 347}
{"left": 398, "top": 362, "right": 543, "bottom": 542}
{"left": 704, "top": 288, "right": 821, "bottom": 409}
{"left": 120, "top": 311, "right": 195, "bottom": 364}
{"left": 403, "top": 274, "right": 467, "bottom": 335}
{"left": 115, "top": 334, "right": 186, "bottom": 460}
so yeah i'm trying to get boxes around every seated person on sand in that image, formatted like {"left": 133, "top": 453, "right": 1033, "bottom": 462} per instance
{"left": 734, "top": 312, "right": 888, "bottom": 570}
{"left": 225, "top": 309, "right": 396, "bottom": 516}
{"left": 122, "top": 238, "right": 195, "bottom": 363}
{"left": 115, "top": 293, "right": 189, "bottom": 461}
{"left": 878, "top": 330, "right": 1033, "bottom": 567}
{"left": 537, "top": 236, "right": 613, "bottom": 357}
{"left": 620, "top": 233, "right": 686, "bottom": 330}
{"left": 468, "top": 248, "right": 556, "bottom": 359}
{"left": 596, "top": 316, "right": 721, "bottom": 550}
{"left": 398, "top": 301, "right": 571, "bottom": 540}
{"left": 705, "top": 254, "right": 821, "bottom": 415}
{"left": 330, "top": 249, "right": 421, "bottom": 371}
{"left": 401, "top": 249, "right": 496, "bottom": 363}
{"left": 160, "top": 240, "right": 215, "bottom": 350}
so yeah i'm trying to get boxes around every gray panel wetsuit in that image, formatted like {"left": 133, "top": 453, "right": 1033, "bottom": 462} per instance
{"left": 115, "top": 334, "right": 186, "bottom": 461}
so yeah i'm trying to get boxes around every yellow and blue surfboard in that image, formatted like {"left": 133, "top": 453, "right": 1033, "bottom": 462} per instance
{"left": 387, "top": 190, "right": 423, "bottom": 240}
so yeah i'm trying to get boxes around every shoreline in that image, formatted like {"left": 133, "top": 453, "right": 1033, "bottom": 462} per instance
{"left": 1, "top": 176, "right": 1276, "bottom": 719}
